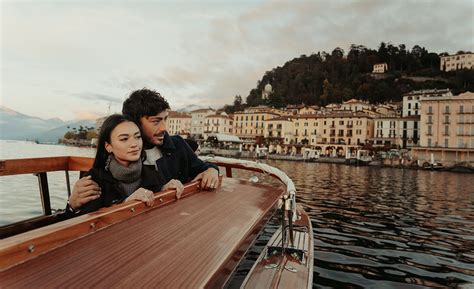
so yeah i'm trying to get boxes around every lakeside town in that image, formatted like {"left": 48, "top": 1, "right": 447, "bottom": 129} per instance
{"left": 65, "top": 53, "right": 474, "bottom": 172}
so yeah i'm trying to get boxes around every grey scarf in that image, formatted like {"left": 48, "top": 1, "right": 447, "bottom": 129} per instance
{"left": 108, "top": 157, "right": 142, "bottom": 197}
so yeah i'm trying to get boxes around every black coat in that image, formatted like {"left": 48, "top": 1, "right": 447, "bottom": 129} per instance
{"left": 65, "top": 165, "right": 166, "bottom": 218}
{"left": 145, "top": 133, "right": 218, "bottom": 184}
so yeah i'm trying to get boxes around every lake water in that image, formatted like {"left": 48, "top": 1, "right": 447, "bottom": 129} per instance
{"left": 1, "top": 140, "right": 473, "bottom": 288}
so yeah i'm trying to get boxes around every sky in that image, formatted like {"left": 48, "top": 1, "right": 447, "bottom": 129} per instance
{"left": 1, "top": 0, "right": 473, "bottom": 121}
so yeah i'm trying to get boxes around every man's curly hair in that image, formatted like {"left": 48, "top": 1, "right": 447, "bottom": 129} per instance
{"left": 122, "top": 88, "right": 170, "bottom": 124}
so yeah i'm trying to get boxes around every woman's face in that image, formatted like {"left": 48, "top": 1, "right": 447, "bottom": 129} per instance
{"left": 105, "top": 121, "right": 142, "bottom": 167}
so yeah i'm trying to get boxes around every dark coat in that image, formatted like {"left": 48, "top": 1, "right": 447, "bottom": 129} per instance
{"left": 65, "top": 165, "right": 166, "bottom": 218}
{"left": 145, "top": 133, "right": 218, "bottom": 184}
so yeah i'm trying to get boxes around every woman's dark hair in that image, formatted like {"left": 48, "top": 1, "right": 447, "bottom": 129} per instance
{"left": 93, "top": 114, "right": 138, "bottom": 169}
{"left": 122, "top": 88, "right": 170, "bottom": 124}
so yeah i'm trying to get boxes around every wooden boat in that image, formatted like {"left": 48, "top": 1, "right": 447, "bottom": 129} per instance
{"left": 0, "top": 156, "right": 313, "bottom": 288}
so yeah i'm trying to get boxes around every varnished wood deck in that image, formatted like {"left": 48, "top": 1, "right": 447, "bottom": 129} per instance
{"left": 0, "top": 178, "right": 284, "bottom": 289}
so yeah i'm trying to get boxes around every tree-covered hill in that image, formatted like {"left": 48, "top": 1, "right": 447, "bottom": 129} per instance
{"left": 224, "top": 43, "right": 473, "bottom": 113}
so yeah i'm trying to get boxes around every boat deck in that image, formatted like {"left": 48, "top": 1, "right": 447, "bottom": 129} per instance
{"left": 0, "top": 177, "right": 284, "bottom": 288}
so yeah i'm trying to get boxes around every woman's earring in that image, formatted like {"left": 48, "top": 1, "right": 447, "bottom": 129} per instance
{"left": 105, "top": 153, "right": 112, "bottom": 171}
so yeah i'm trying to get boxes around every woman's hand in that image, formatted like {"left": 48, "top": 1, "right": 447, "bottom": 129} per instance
{"left": 162, "top": 179, "right": 184, "bottom": 199}
{"left": 69, "top": 176, "right": 101, "bottom": 209}
{"left": 125, "top": 188, "right": 154, "bottom": 207}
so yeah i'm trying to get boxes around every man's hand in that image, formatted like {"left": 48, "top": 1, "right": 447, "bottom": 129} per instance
{"left": 69, "top": 176, "right": 101, "bottom": 209}
{"left": 162, "top": 179, "right": 184, "bottom": 199}
{"left": 125, "top": 188, "right": 154, "bottom": 207}
{"left": 192, "top": 168, "right": 219, "bottom": 190}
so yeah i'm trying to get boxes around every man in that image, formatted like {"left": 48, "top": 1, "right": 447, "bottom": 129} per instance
{"left": 68, "top": 88, "right": 219, "bottom": 211}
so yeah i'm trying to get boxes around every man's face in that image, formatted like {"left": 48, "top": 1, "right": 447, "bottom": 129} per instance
{"left": 139, "top": 110, "right": 169, "bottom": 146}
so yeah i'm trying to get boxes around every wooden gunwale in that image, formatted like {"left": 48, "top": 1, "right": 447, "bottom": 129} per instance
{"left": 0, "top": 181, "right": 201, "bottom": 270}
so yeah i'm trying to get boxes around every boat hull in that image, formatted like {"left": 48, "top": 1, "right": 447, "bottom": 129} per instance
{"left": 240, "top": 205, "right": 313, "bottom": 289}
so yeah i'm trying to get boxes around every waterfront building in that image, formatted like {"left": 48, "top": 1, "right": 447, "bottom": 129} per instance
{"left": 371, "top": 116, "right": 400, "bottom": 147}
{"left": 233, "top": 105, "right": 282, "bottom": 144}
{"left": 372, "top": 63, "right": 388, "bottom": 73}
{"left": 399, "top": 115, "right": 420, "bottom": 149}
{"left": 285, "top": 112, "right": 374, "bottom": 156}
{"left": 167, "top": 111, "right": 192, "bottom": 136}
{"left": 203, "top": 112, "right": 233, "bottom": 139}
{"left": 265, "top": 115, "right": 294, "bottom": 147}
{"left": 413, "top": 91, "right": 474, "bottom": 165}
{"left": 190, "top": 108, "right": 215, "bottom": 139}
{"left": 440, "top": 52, "right": 474, "bottom": 72}
{"left": 318, "top": 111, "right": 374, "bottom": 146}
{"left": 402, "top": 89, "right": 452, "bottom": 117}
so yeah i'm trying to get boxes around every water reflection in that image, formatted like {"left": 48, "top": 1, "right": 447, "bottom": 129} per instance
{"left": 229, "top": 160, "right": 474, "bottom": 288}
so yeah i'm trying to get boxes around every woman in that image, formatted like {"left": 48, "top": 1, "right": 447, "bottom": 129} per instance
{"left": 66, "top": 114, "right": 168, "bottom": 217}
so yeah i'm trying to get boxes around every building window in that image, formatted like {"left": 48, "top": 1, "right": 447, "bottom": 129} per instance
{"left": 459, "top": 105, "right": 464, "bottom": 113}
{"left": 428, "top": 106, "right": 433, "bottom": 114}
{"left": 445, "top": 139, "right": 449, "bottom": 148}
{"left": 428, "top": 138, "right": 432, "bottom": 147}
{"left": 445, "top": 106, "right": 450, "bottom": 113}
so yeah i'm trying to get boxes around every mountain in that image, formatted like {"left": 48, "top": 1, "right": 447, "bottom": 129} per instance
{"left": 34, "top": 120, "right": 95, "bottom": 143}
{"left": 0, "top": 106, "right": 95, "bottom": 143}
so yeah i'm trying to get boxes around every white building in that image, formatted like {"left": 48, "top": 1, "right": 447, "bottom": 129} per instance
{"left": 190, "top": 108, "right": 215, "bottom": 138}
{"left": 372, "top": 63, "right": 388, "bottom": 73}
{"left": 402, "top": 89, "right": 452, "bottom": 117}
{"left": 440, "top": 52, "right": 474, "bottom": 72}
{"left": 371, "top": 116, "right": 400, "bottom": 147}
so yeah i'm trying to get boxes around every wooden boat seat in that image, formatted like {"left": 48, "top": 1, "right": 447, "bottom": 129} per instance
{"left": 0, "top": 178, "right": 284, "bottom": 288}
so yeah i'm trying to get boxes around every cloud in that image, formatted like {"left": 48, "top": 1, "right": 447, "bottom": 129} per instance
{"left": 72, "top": 92, "right": 122, "bottom": 103}
{"left": 2, "top": 0, "right": 473, "bottom": 120}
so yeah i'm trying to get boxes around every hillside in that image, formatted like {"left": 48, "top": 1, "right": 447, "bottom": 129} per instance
{"left": 224, "top": 43, "right": 473, "bottom": 112}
